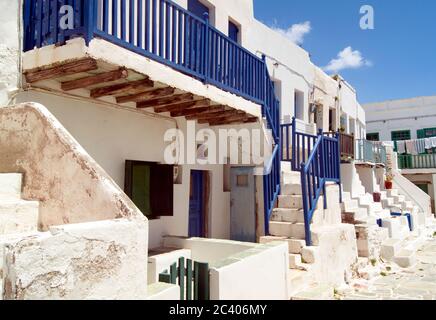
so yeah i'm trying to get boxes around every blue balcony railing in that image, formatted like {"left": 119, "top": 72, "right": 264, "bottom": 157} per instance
{"left": 23, "top": 0, "right": 281, "bottom": 236}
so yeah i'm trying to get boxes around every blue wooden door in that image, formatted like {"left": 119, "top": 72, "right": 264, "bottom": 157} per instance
{"left": 189, "top": 170, "right": 204, "bottom": 237}
{"left": 188, "top": 0, "right": 209, "bottom": 20}
{"left": 230, "top": 167, "right": 256, "bottom": 242}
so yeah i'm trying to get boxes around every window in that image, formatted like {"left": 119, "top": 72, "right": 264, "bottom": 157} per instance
{"left": 124, "top": 161, "right": 174, "bottom": 219}
{"left": 294, "top": 90, "right": 305, "bottom": 121}
{"left": 417, "top": 128, "right": 436, "bottom": 139}
{"left": 228, "top": 20, "right": 239, "bottom": 43}
{"left": 188, "top": 0, "right": 209, "bottom": 21}
{"left": 367, "top": 133, "right": 380, "bottom": 141}
{"left": 391, "top": 130, "right": 411, "bottom": 141}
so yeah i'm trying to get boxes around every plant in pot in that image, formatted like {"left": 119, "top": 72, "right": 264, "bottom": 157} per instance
{"left": 385, "top": 170, "right": 394, "bottom": 190}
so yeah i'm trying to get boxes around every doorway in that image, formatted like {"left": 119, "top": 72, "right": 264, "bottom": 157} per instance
{"left": 230, "top": 167, "right": 256, "bottom": 242}
{"left": 189, "top": 170, "right": 209, "bottom": 238}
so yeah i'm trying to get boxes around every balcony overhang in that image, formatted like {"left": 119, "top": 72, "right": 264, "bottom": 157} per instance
{"left": 22, "top": 38, "right": 261, "bottom": 126}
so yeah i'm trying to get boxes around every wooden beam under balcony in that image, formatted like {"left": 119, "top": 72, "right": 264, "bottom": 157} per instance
{"left": 136, "top": 93, "right": 195, "bottom": 109}
{"left": 173, "top": 105, "right": 226, "bottom": 118}
{"left": 25, "top": 58, "right": 98, "bottom": 83}
{"left": 116, "top": 87, "right": 175, "bottom": 104}
{"left": 189, "top": 109, "right": 239, "bottom": 122}
{"left": 208, "top": 115, "right": 258, "bottom": 126}
{"left": 90, "top": 78, "right": 154, "bottom": 98}
{"left": 151, "top": 99, "right": 210, "bottom": 113}
{"left": 60, "top": 68, "right": 129, "bottom": 91}
{"left": 197, "top": 111, "right": 245, "bottom": 124}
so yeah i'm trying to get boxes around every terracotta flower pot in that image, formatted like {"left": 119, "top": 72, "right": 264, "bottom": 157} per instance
{"left": 385, "top": 181, "right": 393, "bottom": 190}
{"left": 373, "top": 192, "right": 381, "bottom": 203}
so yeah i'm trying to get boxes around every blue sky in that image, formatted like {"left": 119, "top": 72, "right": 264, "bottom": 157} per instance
{"left": 253, "top": 0, "right": 436, "bottom": 104}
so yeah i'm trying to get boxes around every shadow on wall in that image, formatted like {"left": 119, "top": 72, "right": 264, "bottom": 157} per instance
{"left": 0, "top": 102, "right": 146, "bottom": 229}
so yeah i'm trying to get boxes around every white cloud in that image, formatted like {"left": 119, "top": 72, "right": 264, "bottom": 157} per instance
{"left": 324, "top": 47, "right": 372, "bottom": 73}
{"left": 271, "top": 21, "right": 312, "bottom": 45}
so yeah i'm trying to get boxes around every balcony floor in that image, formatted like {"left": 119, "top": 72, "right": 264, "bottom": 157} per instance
{"left": 23, "top": 56, "right": 258, "bottom": 126}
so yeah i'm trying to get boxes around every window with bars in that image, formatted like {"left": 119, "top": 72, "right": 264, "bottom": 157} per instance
{"left": 391, "top": 130, "right": 411, "bottom": 141}
{"left": 366, "top": 133, "right": 380, "bottom": 141}
{"left": 417, "top": 128, "right": 436, "bottom": 139}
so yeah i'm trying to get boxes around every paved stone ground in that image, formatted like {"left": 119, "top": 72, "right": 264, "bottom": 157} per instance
{"left": 337, "top": 235, "right": 436, "bottom": 300}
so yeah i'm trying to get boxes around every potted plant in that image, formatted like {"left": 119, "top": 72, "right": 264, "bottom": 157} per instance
{"left": 385, "top": 170, "right": 394, "bottom": 190}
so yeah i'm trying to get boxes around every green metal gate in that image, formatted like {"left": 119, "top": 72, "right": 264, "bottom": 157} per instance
{"left": 159, "top": 257, "right": 210, "bottom": 300}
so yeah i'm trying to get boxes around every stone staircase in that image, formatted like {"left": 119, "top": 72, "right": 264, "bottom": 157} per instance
{"left": 260, "top": 164, "right": 356, "bottom": 297}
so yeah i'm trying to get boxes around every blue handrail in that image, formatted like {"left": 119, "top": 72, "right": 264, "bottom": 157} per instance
{"left": 23, "top": 0, "right": 282, "bottom": 237}
{"left": 281, "top": 118, "right": 342, "bottom": 246}
{"left": 300, "top": 131, "right": 342, "bottom": 245}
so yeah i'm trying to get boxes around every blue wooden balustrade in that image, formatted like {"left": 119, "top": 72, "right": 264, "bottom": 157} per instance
{"left": 23, "top": 0, "right": 282, "bottom": 237}
{"left": 281, "top": 118, "right": 342, "bottom": 246}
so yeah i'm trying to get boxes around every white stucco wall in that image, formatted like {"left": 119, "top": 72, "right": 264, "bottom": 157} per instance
{"left": 2, "top": 218, "right": 148, "bottom": 300}
{"left": 15, "top": 91, "right": 231, "bottom": 249}
{"left": 0, "top": 0, "right": 20, "bottom": 105}
{"left": 364, "top": 96, "right": 436, "bottom": 141}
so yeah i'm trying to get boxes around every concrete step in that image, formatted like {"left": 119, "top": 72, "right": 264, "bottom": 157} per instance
{"left": 269, "top": 221, "right": 307, "bottom": 240}
{"left": 0, "top": 173, "right": 22, "bottom": 200}
{"left": 0, "top": 199, "right": 39, "bottom": 235}
{"left": 393, "top": 195, "right": 406, "bottom": 203}
{"left": 381, "top": 198, "right": 395, "bottom": 207}
{"left": 381, "top": 216, "right": 410, "bottom": 239}
{"left": 341, "top": 199, "right": 359, "bottom": 212}
{"left": 272, "top": 208, "right": 304, "bottom": 223}
{"left": 281, "top": 183, "right": 302, "bottom": 195}
{"left": 282, "top": 171, "right": 301, "bottom": 185}
{"left": 342, "top": 210, "right": 368, "bottom": 225}
{"left": 301, "top": 246, "right": 318, "bottom": 264}
{"left": 287, "top": 269, "right": 310, "bottom": 297}
{"left": 387, "top": 189, "right": 399, "bottom": 197}
{"left": 278, "top": 195, "right": 303, "bottom": 209}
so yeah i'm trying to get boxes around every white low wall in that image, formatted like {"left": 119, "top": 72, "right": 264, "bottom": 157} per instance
{"left": 209, "top": 242, "right": 289, "bottom": 300}
{"left": 393, "top": 171, "right": 432, "bottom": 216}
{"left": 148, "top": 249, "right": 192, "bottom": 285}
{"left": 1, "top": 218, "right": 148, "bottom": 300}
{"left": 162, "top": 237, "right": 289, "bottom": 300}
{"left": 163, "top": 237, "right": 258, "bottom": 263}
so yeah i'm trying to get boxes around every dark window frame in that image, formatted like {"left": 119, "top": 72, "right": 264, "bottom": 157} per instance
{"left": 366, "top": 132, "right": 380, "bottom": 142}
{"left": 391, "top": 130, "right": 411, "bottom": 141}
{"left": 125, "top": 160, "right": 174, "bottom": 219}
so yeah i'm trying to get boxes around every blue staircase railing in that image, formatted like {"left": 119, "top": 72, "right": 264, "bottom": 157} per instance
{"left": 23, "top": 0, "right": 281, "bottom": 237}
{"left": 281, "top": 118, "right": 342, "bottom": 246}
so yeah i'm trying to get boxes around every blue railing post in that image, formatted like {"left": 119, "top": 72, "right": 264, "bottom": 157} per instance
{"left": 291, "top": 117, "right": 296, "bottom": 170}
{"left": 300, "top": 162, "right": 312, "bottom": 246}
{"left": 261, "top": 54, "right": 267, "bottom": 118}
{"left": 203, "top": 12, "right": 210, "bottom": 84}
{"left": 335, "top": 131, "right": 343, "bottom": 203}
{"left": 84, "top": 0, "right": 98, "bottom": 45}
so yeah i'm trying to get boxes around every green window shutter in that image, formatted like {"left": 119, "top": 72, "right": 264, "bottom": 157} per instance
{"left": 417, "top": 129, "right": 425, "bottom": 139}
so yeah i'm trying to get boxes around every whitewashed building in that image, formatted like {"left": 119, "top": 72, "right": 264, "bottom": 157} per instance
{"left": 364, "top": 96, "right": 436, "bottom": 212}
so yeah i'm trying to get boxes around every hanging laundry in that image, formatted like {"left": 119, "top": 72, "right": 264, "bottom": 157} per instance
{"left": 416, "top": 139, "right": 426, "bottom": 154}
{"left": 425, "top": 138, "right": 432, "bottom": 150}
{"left": 431, "top": 136, "right": 436, "bottom": 148}
{"left": 396, "top": 140, "right": 406, "bottom": 154}
{"left": 383, "top": 141, "right": 394, "bottom": 148}
{"left": 405, "top": 140, "right": 417, "bottom": 155}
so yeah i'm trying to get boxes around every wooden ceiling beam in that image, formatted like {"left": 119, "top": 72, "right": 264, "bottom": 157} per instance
{"left": 90, "top": 78, "right": 154, "bottom": 98}
{"left": 61, "top": 68, "right": 128, "bottom": 91}
{"left": 137, "top": 93, "right": 195, "bottom": 109}
{"left": 210, "top": 116, "right": 258, "bottom": 126}
{"left": 24, "top": 58, "right": 98, "bottom": 83}
{"left": 197, "top": 111, "right": 246, "bottom": 124}
{"left": 190, "top": 109, "right": 240, "bottom": 122}
{"left": 117, "top": 86, "right": 175, "bottom": 104}
{"left": 152, "top": 99, "right": 210, "bottom": 113}
{"left": 177, "top": 105, "right": 227, "bottom": 118}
